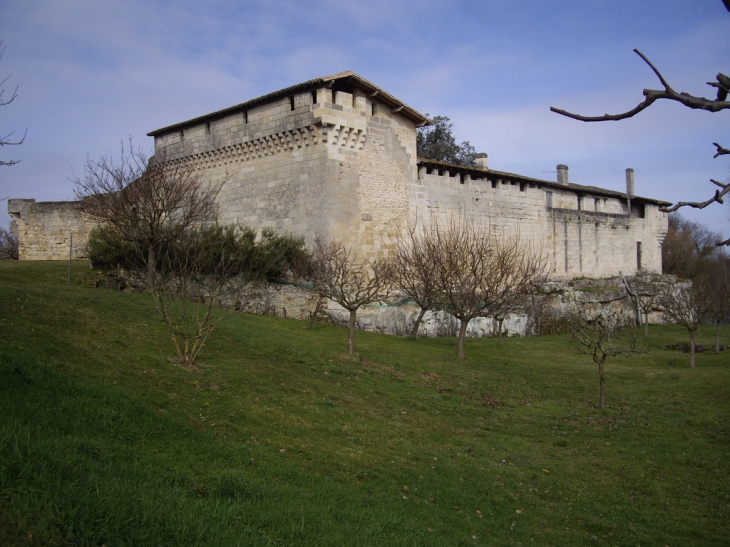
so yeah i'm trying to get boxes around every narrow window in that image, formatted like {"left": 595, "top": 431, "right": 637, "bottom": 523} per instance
{"left": 491, "top": 179, "right": 497, "bottom": 189}
{"left": 545, "top": 191, "right": 553, "bottom": 208}
{"left": 332, "top": 90, "right": 337, "bottom": 104}
{"left": 459, "top": 173, "right": 464, "bottom": 184}
{"left": 636, "top": 242, "right": 642, "bottom": 270}
{"left": 179, "top": 129, "right": 184, "bottom": 142}
{"left": 290, "top": 96, "right": 295, "bottom": 111}
{"left": 371, "top": 102, "right": 376, "bottom": 116}
{"left": 311, "top": 90, "right": 317, "bottom": 104}
{"left": 206, "top": 122, "right": 210, "bottom": 135}
{"left": 519, "top": 182, "right": 526, "bottom": 192}
{"left": 577, "top": 195, "right": 582, "bottom": 211}
{"left": 244, "top": 111, "right": 248, "bottom": 124}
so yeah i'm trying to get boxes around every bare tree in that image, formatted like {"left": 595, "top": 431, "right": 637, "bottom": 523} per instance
{"left": 72, "top": 140, "right": 236, "bottom": 367}
{"left": 625, "top": 274, "right": 663, "bottom": 336}
{"left": 565, "top": 308, "right": 643, "bottom": 409}
{"left": 388, "top": 219, "right": 444, "bottom": 339}
{"left": 421, "top": 217, "right": 546, "bottom": 359}
{"left": 0, "top": 226, "right": 18, "bottom": 260}
{"left": 1, "top": 40, "right": 26, "bottom": 167}
{"left": 73, "top": 141, "right": 222, "bottom": 287}
{"left": 551, "top": 3, "right": 730, "bottom": 239}
{"left": 659, "top": 275, "right": 715, "bottom": 368}
{"left": 705, "top": 257, "right": 730, "bottom": 353}
{"left": 662, "top": 213, "right": 724, "bottom": 279}
{"left": 148, "top": 225, "right": 258, "bottom": 367}
{"left": 307, "top": 236, "right": 392, "bottom": 356}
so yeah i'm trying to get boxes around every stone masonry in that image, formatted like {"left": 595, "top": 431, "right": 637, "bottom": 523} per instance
{"left": 9, "top": 70, "right": 669, "bottom": 283}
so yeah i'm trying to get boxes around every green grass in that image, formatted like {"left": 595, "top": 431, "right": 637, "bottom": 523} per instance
{"left": 1, "top": 260, "right": 729, "bottom": 546}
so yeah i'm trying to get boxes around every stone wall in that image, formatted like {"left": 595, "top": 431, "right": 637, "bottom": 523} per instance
{"left": 412, "top": 166, "right": 667, "bottom": 280}
{"left": 8, "top": 199, "right": 93, "bottom": 260}
{"left": 9, "top": 73, "right": 667, "bottom": 280}
{"left": 152, "top": 86, "right": 417, "bottom": 260}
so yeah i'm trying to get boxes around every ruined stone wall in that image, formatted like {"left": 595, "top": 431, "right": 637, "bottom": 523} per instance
{"left": 413, "top": 169, "right": 667, "bottom": 280}
{"left": 8, "top": 199, "right": 93, "bottom": 260}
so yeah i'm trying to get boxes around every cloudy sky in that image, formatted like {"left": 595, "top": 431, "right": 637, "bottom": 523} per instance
{"left": 1, "top": 0, "right": 729, "bottom": 235}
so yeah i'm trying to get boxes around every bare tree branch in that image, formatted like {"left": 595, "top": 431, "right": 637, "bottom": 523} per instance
{"left": 0, "top": 40, "right": 26, "bottom": 167}
{"left": 659, "top": 178, "right": 730, "bottom": 214}
{"left": 712, "top": 142, "right": 730, "bottom": 158}
{"left": 550, "top": 49, "right": 730, "bottom": 122}
{"left": 551, "top": 45, "right": 729, "bottom": 228}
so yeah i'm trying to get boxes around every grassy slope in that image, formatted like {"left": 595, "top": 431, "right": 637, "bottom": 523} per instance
{"left": 1, "top": 261, "right": 728, "bottom": 546}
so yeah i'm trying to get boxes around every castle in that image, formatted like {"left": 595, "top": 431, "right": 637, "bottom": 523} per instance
{"left": 9, "top": 71, "right": 669, "bottom": 281}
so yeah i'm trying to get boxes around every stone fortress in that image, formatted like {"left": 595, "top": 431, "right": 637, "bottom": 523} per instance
{"left": 8, "top": 71, "right": 669, "bottom": 333}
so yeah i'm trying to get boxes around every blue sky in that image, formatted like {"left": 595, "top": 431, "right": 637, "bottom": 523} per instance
{"left": 1, "top": 0, "right": 728, "bottom": 236}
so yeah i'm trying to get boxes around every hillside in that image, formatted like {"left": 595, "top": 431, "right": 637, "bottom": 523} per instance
{"left": 1, "top": 261, "right": 728, "bottom": 546}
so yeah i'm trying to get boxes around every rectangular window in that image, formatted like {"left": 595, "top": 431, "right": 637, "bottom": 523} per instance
{"left": 545, "top": 191, "right": 553, "bottom": 208}
{"left": 636, "top": 242, "right": 642, "bottom": 270}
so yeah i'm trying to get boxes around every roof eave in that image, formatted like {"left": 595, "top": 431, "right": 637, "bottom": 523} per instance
{"left": 416, "top": 158, "right": 671, "bottom": 206}
{"left": 148, "top": 72, "right": 432, "bottom": 137}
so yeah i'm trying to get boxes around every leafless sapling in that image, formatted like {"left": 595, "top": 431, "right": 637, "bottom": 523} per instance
{"left": 658, "top": 274, "right": 715, "bottom": 368}
{"left": 307, "top": 236, "right": 392, "bottom": 356}
{"left": 422, "top": 216, "right": 546, "bottom": 359}
{"left": 72, "top": 140, "right": 241, "bottom": 367}
{"left": 388, "top": 218, "right": 444, "bottom": 339}
{"left": 565, "top": 308, "right": 644, "bottom": 409}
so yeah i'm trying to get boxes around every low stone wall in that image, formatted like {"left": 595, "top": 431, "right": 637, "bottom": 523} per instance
{"left": 102, "top": 266, "right": 666, "bottom": 338}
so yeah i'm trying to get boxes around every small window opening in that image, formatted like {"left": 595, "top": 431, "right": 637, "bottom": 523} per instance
{"left": 426, "top": 168, "right": 433, "bottom": 175}
{"left": 332, "top": 90, "right": 337, "bottom": 104}
{"left": 491, "top": 179, "right": 497, "bottom": 189}
{"left": 371, "top": 102, "right": 376, "bottom": 116}
{"left": 206, "top": 122, "right": 210, "bottom": 135}
{"left": 459, "top": 174, "right": 464, "bottom": 184}
{"left": 577, "top": 195, "right": 582, "bottom": 211}
{"left": 179, "top": 130, "right": 184, "bottom": 142}
{"left": 636, "top": 242, "right": 642, "bottom": 270}
{"left": 244, "top": 111, "right": 248, "bottom": 124}
{"left": 290, "top": 96, "right": 295, "bottom": 111}
{"left": 545, "top": 191, "right": 553, "bottom": 208}
{"left": 519, "top": 182, "right": 526, "bottom": 192}
{"left": 311, "top": 90, "right": 317, "bottom": 104}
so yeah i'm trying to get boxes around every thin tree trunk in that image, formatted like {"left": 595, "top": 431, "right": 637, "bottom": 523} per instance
{"left": 348, "top": 308, "right": 357, "bottom": 356}
{"left": 716, "top": 320, "right": 721, "bottom": 354}
{"left": 689, "top": 328, "right": 697, "bottom": 369}
{"left": 410, "top": 308, "right": 427, "bottom": 340}
{"left": 147, "top": 246, "right": 156, "bottom": 291}
{"left": 308, "top": 297, "right": 323, "bottom": 330}
{"left": 457, "top": 318, "right": 469, "bottom": 359}
{"left": 498, "top": 317, "right": 504, "bottom": 346}
{"left": 598, "top": 357, "right": 607, "bottom": 409}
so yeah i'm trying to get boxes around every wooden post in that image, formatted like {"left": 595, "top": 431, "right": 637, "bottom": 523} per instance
{"left": 67, "top": 233, "right": 73, "bottom": 286}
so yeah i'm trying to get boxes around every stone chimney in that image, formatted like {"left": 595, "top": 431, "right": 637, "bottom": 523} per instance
{"left": 556, "top": 164, "right": 569, "bottom": 185}
{"left": 625, "top": 168, "right": 635, "bottom": 197}
{"left": 476, "top": 153, "right": 488, "bottom": 169}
